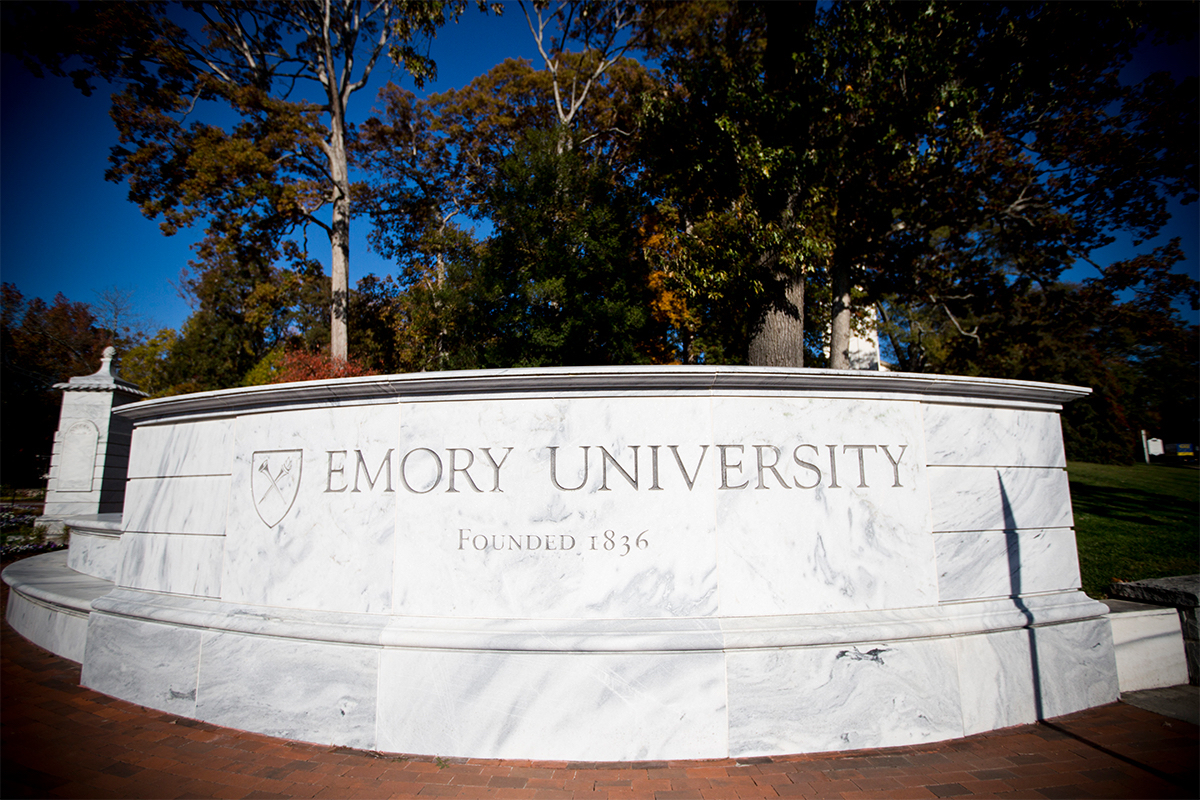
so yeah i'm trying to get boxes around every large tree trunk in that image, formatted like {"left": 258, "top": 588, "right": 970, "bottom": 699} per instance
{"left": 746, "top": 1, "right": 816, "bottom": 369}
{"left": 328, "top": 102, "right": 350, "bottom": 363}
{"left": 748, "top": 276, "right": 805, "bottom": 367}
{"left": 829, "top": 259, "right": 853, "bottom": 369}
{"left": 330, "top": 197, "right": 350, "bottom": 363}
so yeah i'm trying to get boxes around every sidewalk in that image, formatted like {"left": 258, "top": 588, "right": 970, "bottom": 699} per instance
{"left": 3, "top": 581, "right": 1196, "bottom": 799}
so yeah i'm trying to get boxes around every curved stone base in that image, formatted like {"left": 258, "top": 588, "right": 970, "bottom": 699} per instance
{"left": 3, "top": 551, "right": 112, "bottom": 663}
{"left": 64, "top": 514, "right": 124, "bottom": 581}
{"left": 77, "top": 585, "right": 1118, "bottom": 760}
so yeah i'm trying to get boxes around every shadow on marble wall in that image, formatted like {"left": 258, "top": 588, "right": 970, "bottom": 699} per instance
{"left": 1001, "top": 473, "right": 1045, "bottom": 721}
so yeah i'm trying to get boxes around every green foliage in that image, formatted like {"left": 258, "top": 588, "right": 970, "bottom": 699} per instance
{"left": 239, "top": 346, "right": 288, "bottom": 388}
{"left": 477, "top": 127, "right": 663, "bottom": 366}
{"left": 121, "top": 328, "right": 181, "bottom": 397}
{"left": 134, "top": 234, "right": 332, "bottom": 396}
{"left": 639, "top": 1, "right": 1198, "bottom": 367}
{"left": 356, "top": 50, "right": 658, "bottom": 369}
{"left": 1069, "top": 462, "right": 1199, "bottom": 600}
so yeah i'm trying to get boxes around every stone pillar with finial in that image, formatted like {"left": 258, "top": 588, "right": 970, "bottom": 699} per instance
{"left": 38, "top": 347, "right": 148, "bottom": 536}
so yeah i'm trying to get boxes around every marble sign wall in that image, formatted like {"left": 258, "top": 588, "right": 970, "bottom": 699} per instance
{"left": 76, "top": 367, "right": 1118, "bottom": 760}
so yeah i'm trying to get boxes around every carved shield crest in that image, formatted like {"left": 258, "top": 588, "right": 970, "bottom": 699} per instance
{"left": 251, "top": 450, "right": 302, "bottom": 527}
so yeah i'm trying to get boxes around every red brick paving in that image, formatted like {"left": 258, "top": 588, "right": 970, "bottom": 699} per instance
{"left": 4, "top": 577, "right": 1197, "bottom": 798}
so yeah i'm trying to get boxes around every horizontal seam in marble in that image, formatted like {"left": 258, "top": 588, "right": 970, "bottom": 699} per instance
{"left": 925, "top": 463, "right": 1067, "bottom": 469}
{"left": 931, "top": 527, "right": 1074, "bottom": 535}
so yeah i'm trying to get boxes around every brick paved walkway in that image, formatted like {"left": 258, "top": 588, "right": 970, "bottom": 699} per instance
{"left": 3, "top": 580, "right": 1197, "bottom": 798}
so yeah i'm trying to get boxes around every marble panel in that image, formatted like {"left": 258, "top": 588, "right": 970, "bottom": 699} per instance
{"left": 392, "top": 396, "right": 721, "bottom": 619}
{"left": 5, "top": 591, "right": 90, "bottom": 663}
{"left": 195, "top": 631, "right": 378, "bottom": 749}
{"left": 924, "top": 405, "right": 1066, "bottom": 467}
{"left": 1108, "top": 606, "right": 1189, "bottom": 692}
{"left": 127, "top": 419, "right": 235, "bottom": 478}
{"left": 726, "top": 637, "right": 963, "bottom": 756}
{"left": 81, "top": 613, "right": 202, "bottom": 718}
{"left": 935, "top": 528, "right": 1081, "bottom": 601}
{"left": 928, "top": 466, "right": 1072, "bottom": 532}
{"left": 116, "top": 532, "right": 223, "bottom": 597}
{"left": 221, "top": 404, "right": 397, "bottom": 614}
{"left": 63, "top": 389, "right": 118, "bottom": 418}
{"left": 58, "top": 420, "right": 99, "bottom": 491}
{"left": 41, "top": 498, "right": 104, "bottom": 521}
{"left": 1030, "top": 617, "right": 1120, "bottom": 719}
{"left": 376, "top": 647, "right": 727, "bottom": 760}
{"left": 955, "top": 627, "right": 1038, "bottom": 735}
{"left": 711, "top": 396, "right": 937, "bottom": 616}
{"left": 67, "top": 530, "right": 122, "bottom": 582}
{"left": 123, "top": 476, "right": 231, "bottom": 535}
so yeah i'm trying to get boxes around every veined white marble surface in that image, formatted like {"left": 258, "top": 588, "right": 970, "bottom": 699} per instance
{"left": 67, "top": 582, "right": 1118, "bottom": 759}
{"left": 1030, "top": 616, "right": 1120, "bottom": 719}
{"left": 924, "top": 405, "right": 1067, "bottom": 467}
{"left": 117, "top": 532, "right": 223, "bottom": 597}
{"left": 928, "top": 466, "right": 1073, "bottom": 532}
{"left": 123, "top": 476, "right": 231, "bottom": 535}
{"left": 221, "top": 404, "right": 398, "bottom": 614}
{"left": 377, "top": 648, "right": 728, "bottom": 760}
{"left": 393, "top": 395, "right": 721, "bottom": 619}
{"left": 727, "top": 637, "right": 964, "bottom": 756}
{"left": 113, "top": 366, "right": 1091, "bottom": 425}
{"left": 67, "top": 528, "right": 122, "bottom": 582}
{"left": 82, "top": 612, "right": 203, "bottom": 717}
{"left": 2, "top": 551, "right": 105, "bottom": 663}
{"left": 85, "top": 586, "right": 1105, "bottom": 653}
{"left": 195, "top": 631, "right": 379, "bottom": 748}
{"left": 1107, "top": 605, "right": 1189, "bottom": 692}
{"left": 393, "top": 395, "right": 933, "bottom": 619}
{"left": 934, "top": 528, "right": 1081, "bottom": 601}
{"left": 6, "top": 589, "right": 91, "bottom": 662}
{"left": 128, "top": 419, "right": 235, "bottom": 478}
{"left": 712, "top": 396, "right": 934, "bottom": 616}
{"left": 955, "top": 626, "right": 1039, "bottom": 735}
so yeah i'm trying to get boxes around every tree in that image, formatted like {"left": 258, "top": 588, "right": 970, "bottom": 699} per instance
{"left": 519, "top": 0, "right": 656, "bottom": 143}
{"left": 121, "top": 327, "right": 182, "bottom": 398}
{"left": 640, "top": 1, "right": 825, "bottom": 366}
{"left": 360, "top": 50, "right": 653, "bottom": 259}
{"left": 9, "top": 0, "right": 477, "bottom": 362}
{"left": 639, "top": 1, "right": 1197, "bottom": 369}
{"left": 478, "top": 127, "right": 664, "bottom": 366}
{"left": 90, "top": 286, "right": 156, "bottom": 354}
{"left": 358, "top": 41, "right": 656, "bottom": 367}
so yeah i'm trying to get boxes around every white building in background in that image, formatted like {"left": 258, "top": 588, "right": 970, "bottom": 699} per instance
{"left": 825, "top": 305, "right": 890, "bottom": 371}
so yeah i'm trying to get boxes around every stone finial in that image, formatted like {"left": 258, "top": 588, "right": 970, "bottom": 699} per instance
{"left": 53, "top": 347, "right": 148, "bottom": 397}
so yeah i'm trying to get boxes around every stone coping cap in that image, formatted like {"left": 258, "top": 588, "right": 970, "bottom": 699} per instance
{"left": 59, "top": 513, "right": 124, "bottom": 534}
{"left": 114, "top": 365, "right": 1091, "bottom": 422}
{"left": 1107, "top": 575, "right": 1199, "bottom": 608}
{"left": 1, "top": 550, "right": 113, "bottom": 613}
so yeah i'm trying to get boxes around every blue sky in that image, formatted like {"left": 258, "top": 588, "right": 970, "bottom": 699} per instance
{"left": 1, "top": 5, "right": 1196, "bottom": 336}
{"left": 1, "top": 5, "right": 542, "bottom": 333}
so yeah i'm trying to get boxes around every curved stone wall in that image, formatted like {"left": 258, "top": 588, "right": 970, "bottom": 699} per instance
{"left": 73, "top": 366, "right": 1116, "bottom": 759}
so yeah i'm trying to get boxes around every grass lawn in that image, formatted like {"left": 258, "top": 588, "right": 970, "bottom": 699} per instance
{"left": 1068, "top": 461, "right": 1199, "bottom": 600}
